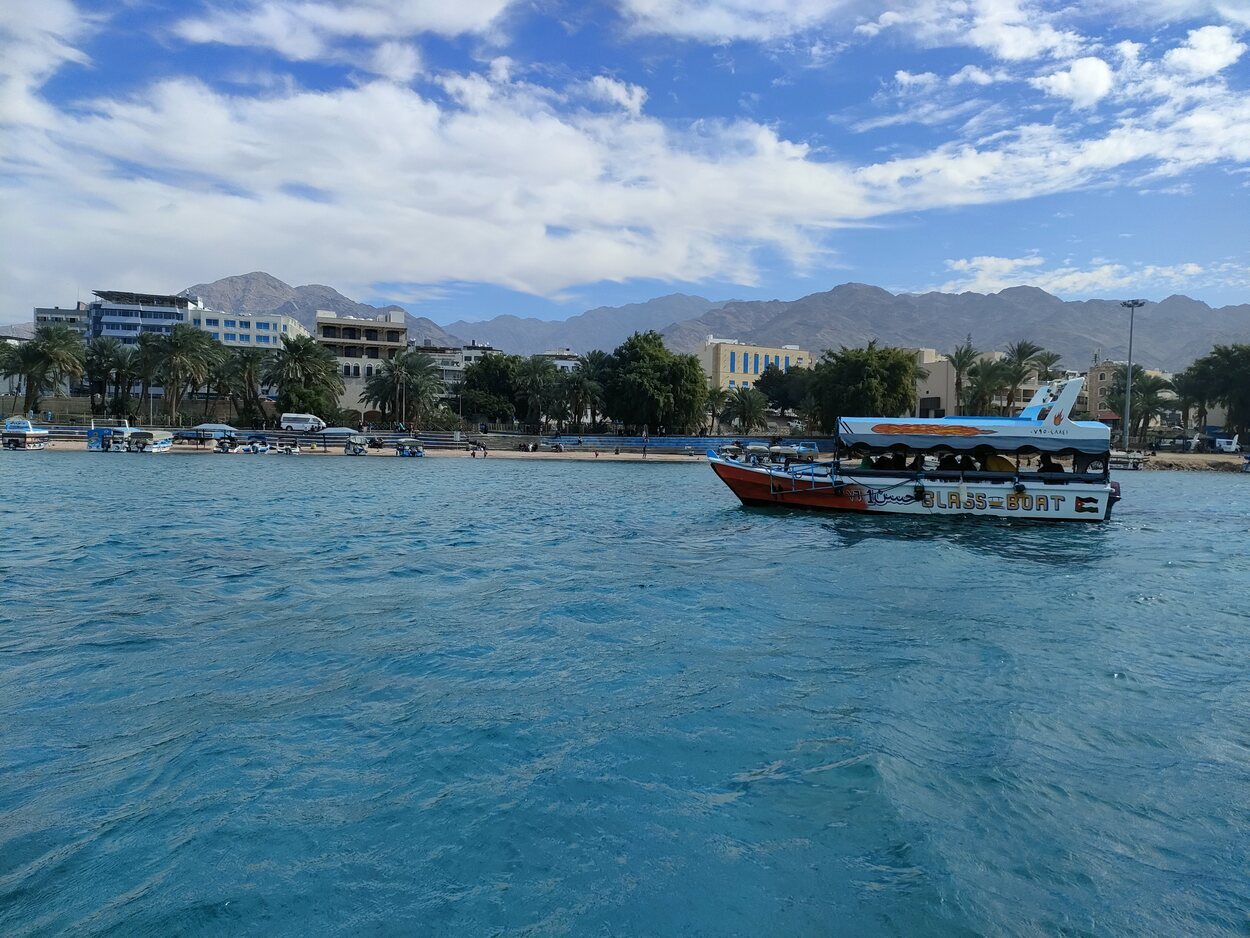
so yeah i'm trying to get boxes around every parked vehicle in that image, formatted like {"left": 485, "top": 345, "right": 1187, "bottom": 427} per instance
{"left": 1214, "top": 434, "right": 1241, "bottom": 454}
{"left": 280, "top": 413, "right": 326, "bottom": 433}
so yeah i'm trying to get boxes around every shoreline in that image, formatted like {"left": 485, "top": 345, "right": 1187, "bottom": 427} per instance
{"left": 15, "top": 441, "right": 1246, "bottom": 470}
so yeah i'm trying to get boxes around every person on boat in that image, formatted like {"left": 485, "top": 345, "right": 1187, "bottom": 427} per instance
{"left": 938, "top": 453, "right": 959, "bottom": 470}
{"left": 907, "top": 453, "right": 925, "bottom": 472}
{"left": 1038, "top": 453, "right": 1064, "bottom": 473}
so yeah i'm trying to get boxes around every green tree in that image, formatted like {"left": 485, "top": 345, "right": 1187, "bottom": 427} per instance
{"left": 962, "top": 358, "right": 1012, "bottom": 416}
{"left": 264, "top": 334, "right": 344, "bottom": 420}
{"left": 360, "top": 350, "right": 441, "bottom": 426}
{"left": 706, "top": 387, "right": 730, "bottom": 432}
{"left": 84, "top": 337, "right": 123, "bottom": 415}
{"left": 462, "top": 352, "right": 524, "bottom": 423}
{"left": 1002, "top": 339, "right": 1044, "bottom": 412}
{"left": 0, "top": 342, "right": 18, "bottom": 412}
{"left": 110, "top": 346, "right": 139, "bottom": 417}
{"left": 1032, "top": 350, "right": 1064, "bottom": 382}
{"left": 561, "top": 370, "right": 602, "bottom": 432}
{"left": 158, "top": 324, "right": 224, "bottom": 425}
{"left": 1170, "top": 366, "right": 1210, "bottom": 433}
{"left": 946, "top": 335, "right": 979, "bottom": 416}
{"left": 13, "top": 325, "right": 86, "bottom": 415}
{"left": 809, "top": 342, "right": 921, "bottom": 432}
{"left": 600, "top": 331, "right": 708, "bottom": 433}
{"left": 724, "top": 387, "right": 768, "bottom": 434}
{"left": 228, "top": 348, "right": 273, "bottom": 427}
{"left": 1187, "top": 344, "right": 1250, "bottom": 436}
{"left": 135, "top": 333, "right": 163, "bottom": 423}
{"left": 516, "top": 355, "right": 559, "bottom": 428}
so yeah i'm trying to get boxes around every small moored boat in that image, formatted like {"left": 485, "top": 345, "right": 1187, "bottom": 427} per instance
{"left": 708, "top": 377, "right": 1119, "bottom": 523}
{"left": 3, "top": 417, "right": 50, "bottom": 450}
{"left": 344, "top": 434, "right": 369, "bottom": 456}
{"left": 395, "top": 438, "right": 425, "bottom": 457}
{"left": 129, "top": 430, "right": 173, "bottom": 453}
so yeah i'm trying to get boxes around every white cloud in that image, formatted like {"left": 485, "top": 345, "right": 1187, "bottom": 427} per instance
{"left": 618, "top": 0, "right": 853, "bottom": 42}
{"left": 1032, "top": 56, "right": 1114, "bottom": 108}
{"left": 895, "top": 69, "right": 939, "bottom": 88}
{"left": 1163, "top": 24, "right": 1246, "bottom": 77}
{"left": 585, "top": 75, "right": 648, "bottom": 117}
{"left": 950, "top": 65, "right": 1001, "bottom": 86}
{"left": 937, "top": 254, "right": 1221, "bottom": 295}
{"left": 371, "top": 41, "right": 422, "bottom": 83}
{"left": 174, "top": 0, "right": 516, "bottom": 60}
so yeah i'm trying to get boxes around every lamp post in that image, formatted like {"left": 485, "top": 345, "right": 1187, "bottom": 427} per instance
{"left": 1120, "top": 299, "right": 1145, "bottom": 451}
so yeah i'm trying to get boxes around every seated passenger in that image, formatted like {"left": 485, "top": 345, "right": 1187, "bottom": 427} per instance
{"left": 956, "top": 454, "right": 979, "bottom": 471}
{"left": 1038, "top": 453, "right": 1064, "bottom": 473}
{"left": 907, "top": 453, "right": 925, "bottom": 471}
{"left": 938, "top": 454, "right": 959, "bottom": 470}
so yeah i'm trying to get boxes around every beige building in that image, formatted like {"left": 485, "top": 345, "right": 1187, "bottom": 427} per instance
{"left": 698, "top": 335, "right": 812, "bottom": 391}
{"left": 315, "top": 309, "right": 407, "bottom": 412}
{"left": 910, "top": 348, "right": 1085, "bottom": 418}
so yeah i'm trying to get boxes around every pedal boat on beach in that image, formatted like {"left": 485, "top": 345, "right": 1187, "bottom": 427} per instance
{"left": 395, "top": 438, "right": 425, "bottom": 457}
{"left": 129, "top": 430, "right": 173, "bottom": 453}
{"left": 3, "top": 417, "right": 50, "bottom": 450}
{"left": 708, "top": 376, "right": 1120, "bottom": 523}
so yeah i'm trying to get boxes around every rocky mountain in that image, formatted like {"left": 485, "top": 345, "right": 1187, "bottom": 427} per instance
{"left": 659, "top": 283, "right": 1250, "bottom": 372}
{"left": 446, "top": 293, "right": 728, "bottom": 355}
{"left": 181, "top": 272, "right": 462, "bottom": 347}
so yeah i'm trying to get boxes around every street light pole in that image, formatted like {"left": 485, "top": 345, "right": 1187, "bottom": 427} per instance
{"left": 1120, "top": 299, "right": 1145, "bottom": 451}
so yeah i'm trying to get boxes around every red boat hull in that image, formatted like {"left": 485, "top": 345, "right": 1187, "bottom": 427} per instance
{"left": 710, "top": 459, "right": 872, "bottom": 512}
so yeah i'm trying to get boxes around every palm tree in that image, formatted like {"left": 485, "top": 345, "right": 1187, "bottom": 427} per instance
{"left": 158, "top": 324, "right": 224, "bottom": 425}
{"left": 724, "top": 386, "right": 768, "bottom": 434}
{"left": 360, "top": 350, "right": 440, "bottom": 425}
{"left": 1129, "top": 373, "right": 1173, "bottom": 440}
{"left": 946, "top": 335, "right": 979, "bottom": 416}
{"left": 85, "top": 337, "right": 123, "bottom": 414}
{"left": 135, "top": 333, "right": 163, "bottom": 423}
{"left": 706, "top": 387, "right": 730, "bottom": 432}
{"left": 110, "top": 346, "right": 139, "bottom": 416}
{"left": 1170, "top": 366, "right": 1208, "bottom": 434}
{"left": 963, "top": 359, "right": 1012, "bottom": 416}
{"left": 265, "top": 334, "right": 344, "bottom": 419}
{"left": 517, "top": 355, "right": 559, "bottom": 429}
{"left": 0, "top": 342, "right": 18, "bottom": 412}
{"left": 230, "top": 349, "right": 272, "bottom": 427}
{"left": 14, "top": 326, "right": 85, "bottom": 415}
{"left": 1003, "top": 339, "right": 1043, "bottom": 412}
{"left": 1032, "top": 350, "right": 1064, "bottom": 383}
{"left": 576, "top": 351, "right": 611, "bottom": 427}
{"left": 561, "top": 370, "right": 601, "bottom": 432}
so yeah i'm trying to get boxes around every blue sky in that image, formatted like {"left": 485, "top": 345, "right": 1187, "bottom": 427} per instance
{"left": 3, "top": 0, "right": 1249, "bottom": 326}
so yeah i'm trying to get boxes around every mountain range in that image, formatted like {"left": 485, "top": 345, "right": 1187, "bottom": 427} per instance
{"left": 60, "top": 271, "right": 1250, "bottom": 373}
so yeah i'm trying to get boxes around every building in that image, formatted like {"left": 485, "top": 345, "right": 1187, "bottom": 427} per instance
{"left": 910, "top": 348, "right": 1085, "bottom": 418}
{"left": 539, "top": 348, "right": 579, "bottom": 373}
{"left": 410, "top": 339, "right": 501, "bottom": 399}
{"left": 698, "top": 335, "right": 812, "bottom": 391}
{"left": 81, "top": 290, "right": 197, "bottom": 344}
{"left": 314, "top": 310, "right": 407, "bottom": 412}
{"left": 189, "top": 309, "right": 307, "bottom": 348}
{"left": 34, "top": 302, "right": 90, "bottom": 336}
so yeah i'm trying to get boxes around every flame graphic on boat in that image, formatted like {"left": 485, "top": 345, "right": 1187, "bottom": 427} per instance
{"left": 869, "top": 423, "right": 995, "bottom": 436}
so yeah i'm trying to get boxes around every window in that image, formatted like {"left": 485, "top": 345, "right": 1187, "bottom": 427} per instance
{"left": 256, "top": 321, "right": 269, "bottom": 330}
{"left": 784, "top": 355, "right": 790, "bottom": 371}
{"left": 193, "top": 318, "right": 201, "bottom": 326}
{"left": 237, "top": 321, "right": 250, "bottom": 329}
{"left": 366, "top": 365, "right": 374, "bottom": 377}
{"left": 257, "top": 335, "right": 270, "bottom": 344}
{"left": 728, "top": 380, "right": 735, "bottom": 387}
{"left": 205, "top": 318, "right": 219, "bottom": 327}
{"left": 238, "top": 334, "right": 250, "bottom": 342}
{"left": 729, "top": 352, "right": 736, "bottom": 373}
{"left": 224, "top": 320, "right": 236, "bottom": 328}
{"left": 210, "top": 332, "right": 220, "bottom": 340}
{"left": 742, "top": 381, "right": 750, "bottom": 388}
{"left": 224, "top": 333, "right": 237, "bottom": 341}
{"left": 753, "top": 353, "right": 760, "bottom": 374}
{"left": 1098, "top": 372, "right": 1106, "bottom": 381}
{"left": 343, "top": 364, "right": 351, "bottom": 376}
{"left": 282, "top": 325, "right": 288, "bottom": 333}
{"left": 352, "top": 365, "right": 360, "bottom": 378}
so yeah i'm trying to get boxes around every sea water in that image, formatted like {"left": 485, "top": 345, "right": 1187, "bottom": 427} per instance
{"left": 1, "top": 453, "right": 1248, "bottom": 935}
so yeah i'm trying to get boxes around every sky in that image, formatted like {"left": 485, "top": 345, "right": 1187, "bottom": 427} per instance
{"left": 2, "top": 0, "right": 1250, "bottom": 326}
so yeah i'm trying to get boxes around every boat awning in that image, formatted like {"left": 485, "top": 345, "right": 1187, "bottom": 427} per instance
{"left": 838, "top": 418, "right": 1111, "bottom": 455}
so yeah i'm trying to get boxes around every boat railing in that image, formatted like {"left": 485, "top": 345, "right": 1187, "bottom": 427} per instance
{"left": 784, "top": 465, "right": 1109, "bottom": 484}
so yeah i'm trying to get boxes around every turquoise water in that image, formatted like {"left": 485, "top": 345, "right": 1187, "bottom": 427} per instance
{"left": 2, "top": 453, "right": 1249, "bottom": 935}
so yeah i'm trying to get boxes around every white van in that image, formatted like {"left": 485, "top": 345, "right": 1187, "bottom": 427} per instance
{"left": 280, "top": 413, "right": 327, "bottom": 433}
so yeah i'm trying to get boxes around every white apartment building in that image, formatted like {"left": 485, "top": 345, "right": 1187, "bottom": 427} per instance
{"left": 189, "top": 309, "right": 307, "bottom": 348}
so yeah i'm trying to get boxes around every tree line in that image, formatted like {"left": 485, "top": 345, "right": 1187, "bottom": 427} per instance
{"left": 460, "top": 330, "right": 708, "bottom": 433}
{"left": 0, "top": 323, "right": 457, "bottom": 428}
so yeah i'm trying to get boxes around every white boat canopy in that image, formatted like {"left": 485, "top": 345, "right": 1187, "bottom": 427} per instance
{"left": 838, "top": 377, "right": 1110, "bottom": 455}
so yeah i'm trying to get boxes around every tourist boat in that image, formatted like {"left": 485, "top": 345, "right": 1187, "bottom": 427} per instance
{"left": 1109, "top": 450, "right": 1149, "bottom": 470}
{"left": 129, "top": 430, "right": 173, "bottom": 453}
{"left": 395, "top": 438, "right": 425, "bottom": 457}
{"left": 277, "top": 441, "right": 301, "bottom": 455}
{"left": 708, "top": 377, "right": 1120, "bottom": 522}
{"left": 344, "top": 434, "right": 369, "bottom": 456}
{"left": 3, "top": 417, "right": 50, "bottom": 450}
